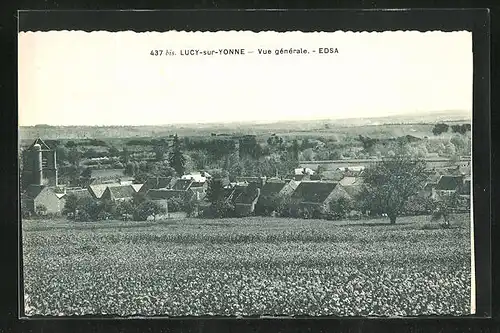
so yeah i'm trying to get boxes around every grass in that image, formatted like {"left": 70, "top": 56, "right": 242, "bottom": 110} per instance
{"left": 22, "top": 214, "right": 471, "bottom": 317}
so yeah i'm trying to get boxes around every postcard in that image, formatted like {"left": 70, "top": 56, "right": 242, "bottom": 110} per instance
{"left": 19, "top": 29, "right": 473, "bottom": 317}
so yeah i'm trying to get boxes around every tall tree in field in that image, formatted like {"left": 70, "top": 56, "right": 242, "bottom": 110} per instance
{"left": 289, "top": 139, "right": 300, "bottom": 165}
{"left": 206, "top": 178, "right": 225, "bottom": 205}
{"left": 359, "top": 148, "right": 428, "bottom": 224}
{"left": 168, "top": 134, "right": 186, "bottom": 176}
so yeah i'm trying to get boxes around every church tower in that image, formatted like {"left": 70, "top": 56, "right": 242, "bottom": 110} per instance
{"left": 22, "top": 138, "right": 58, "bottom": 187}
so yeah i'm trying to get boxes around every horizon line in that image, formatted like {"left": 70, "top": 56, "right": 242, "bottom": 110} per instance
{"left": 19, "top": 109, "right": 472, "bottom": 128}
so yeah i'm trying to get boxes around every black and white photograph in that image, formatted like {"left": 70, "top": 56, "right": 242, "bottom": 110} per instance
{"left": 19, "top": 28, "right": 474, "bottom": 317}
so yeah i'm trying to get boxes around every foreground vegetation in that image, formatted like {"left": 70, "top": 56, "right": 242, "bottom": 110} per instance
{"left": 23, "top": 214, "right": 471, "bottom": 317}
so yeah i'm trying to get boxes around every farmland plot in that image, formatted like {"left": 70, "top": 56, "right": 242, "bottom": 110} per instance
{"left": 22, "top": 215, "right": 471, "bottom": 317}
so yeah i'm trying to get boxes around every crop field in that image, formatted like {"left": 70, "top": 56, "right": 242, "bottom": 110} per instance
{"left": 22, "top": 215, "right": 471, "bottom": 317}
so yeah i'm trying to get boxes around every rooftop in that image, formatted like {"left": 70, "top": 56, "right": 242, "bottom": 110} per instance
{"left": 435, "top": 175, "right": 464, "bottom": 191}
{"left": 260, "top": 181, "right": 287, "bottom": 197}
{"left": 291, "top": 181, "right": 339, "bottom": 204}
{"left": 106, "top": 185, "right": 136, "bottom": 199}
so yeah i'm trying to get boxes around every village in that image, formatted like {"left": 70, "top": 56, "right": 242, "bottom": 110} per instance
{"left": 20, "top": 134, "right": 471, "bottom": 222}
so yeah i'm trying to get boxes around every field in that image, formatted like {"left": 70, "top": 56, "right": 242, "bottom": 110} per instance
{"left": 19, "top": 109, "right": 470, "bottom": 142}
{"left": 22, "top": 214, "right": 471, "bottom": 317}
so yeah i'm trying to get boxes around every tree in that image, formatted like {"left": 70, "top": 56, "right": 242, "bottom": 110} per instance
{"left": 239, "top": 135, "right": 262, "bottom": 159}
{"left": 68, "top": 148, "right": 81, "bottom": 166}
{"left": 116, "top": 200, "right": 135, "bottom": 220}
{"left": 81, "top": 167, "right": 92, "bottom": 179}
{"left": 443, "top": 142, "right": 456, "bottom": 156}
{"left": 133, "top": 200, "right": 166, "bottom": 221}
{"left": 267, "top": 134, "right": 284, "bottom": 148}
{"left": 55, "top": 146, "right": 69, "bottom": 167}
{"left": 290, "top": 140, "right": 300, "bottom": 162}
{"left": 75, "top": 197, "right": 101, "bottom": 222}
{"left": 65, "top": 140, "right": 76, "bottom": 148}
{"left": 63, "top": 193, "right": 79, "bottom": 218}
{"left": 99, "top": 199, "right": 117, "bottom": 220}
{"left": 108, "top": 146, "right": 120, "bottom": 157}
{"left": 191, "top": 150, "right": 210, "bottom": 170}
{"left": 125, "top": 162, "right": 136, "bottom": 176}
{"left": 432, "top": 123, "right": 449, "bottom": 135}
{"left": 206, "top": 178, "right": 225, "bottom": 204}
{"left": 168, "top": 134, "right": 186, "bottom": 176}
{"left": 122, "top": 147, "right": 130, "bottom": 164}
{"left": 62, "top": 165, "right": 81, "bottom": 186}
{"left": 360, "top": 150, "right": 428, "bottom": 224}
{"left": 301, "top": 148, "right": 315, "bottom": 161}
{"left": 154, "top": 145, "right": 166, "bottom": 161}
{"left": 206, "top": 178, "right": 233, "bottom": 218}
{"left": 327, "top": 197, "right": 353, "bottom": 220}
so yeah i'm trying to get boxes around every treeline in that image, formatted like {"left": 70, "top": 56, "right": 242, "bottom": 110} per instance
{"left": 358, "top": 135, "right": 421, "bottom": 151}
{"left": 432, "top": 123, "right": 471, "bottom": 135}
{"left": 60, "top": 194, "right": 195, "bottom": 222}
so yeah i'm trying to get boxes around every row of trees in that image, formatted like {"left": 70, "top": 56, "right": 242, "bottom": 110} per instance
{"left": 62, "top": 195, "right": 167, "bottom": 222}
{"left": 432, "top": 123, "right": 471, "bottom": 136}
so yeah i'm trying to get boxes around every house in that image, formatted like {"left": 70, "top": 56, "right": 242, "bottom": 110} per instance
{"left": 88, "top": 183, "right": 120, "bottom": 199}
{"left": 65, "top": 187, "right": 93, "bottom": 201}
{"left": 21, "top": 184, "right": 65, "bottom": 215}
{"left": 339, "top": 176, "right": 357, "bottom": 187}
{"left": 431, "top": 175, "right": 464, "bottom": 200}
{"left": 286, "top": 173, "right": 311, "bottom": 181}
{"left": 339, "top": 166, "right": 365, "bottom": 177}
{"left": 320, "top": 170, "right": 344, "bottom": 182}
{"left": 338, "top": 166, "right": 365, "bottom": 173}
{"left": 294, "top": 167, "right": 315, "bottom": 176}
{"left": 232, "top": 183, "right": 261, "bottom": 216}
{"left": 256, "top": 179, "right": 301, "bottom": 213}
{"left": 235, "top": 176, "right": 267, "bottom": 187}
{"left": 260, "top": 179, "right": 300, "bottom": 199}
{"left": 146, "top": 189, "right": 191, "bottom": 201}
{"left": 117, "top": 177, "right": 135, "bottom": 185}
{"left": 427, "top": 170, "right": 442, "bottom": 183}
{"left": 190, "top": 186, "right": 207, "bottom": 201}
{"left": 101, "top": 185, "right": 136, "bottom": 202}
{"left": 146, "top": 188, "right": 197, "bottom": 213}
{"left": 131, "top": 184, "right": 144, "bottom": 193}
{"left": 181, "top": 171, "right": 211, "bottom": 183}
{"left": 459, "top": 177, "right": 471, "bottom": 197}
{"left": 171, "top": 179, "right": 194, "bottom": 191}
{"left": 291, "top": 181, "right": 350, "bottom": 212}
{"left": 338, "top": 177, "right": 364, "bottom": 200}
{"left": 418, "top": 182, "right": 437, "bottom": 198}
{"left": 138, "top": 177, "right": 176, "bottom": 195}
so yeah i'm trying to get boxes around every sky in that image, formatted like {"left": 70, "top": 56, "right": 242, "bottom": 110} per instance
{"left": 18, "top": 31, "right": 472, "bottom": 126}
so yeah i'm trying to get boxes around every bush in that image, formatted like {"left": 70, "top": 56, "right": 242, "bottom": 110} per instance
{"left": 75, "top": 198, "right": 101, "bottom": 222}
{"left": 116, "top": 200, "right": 135, "bottom": 220}
{"left": 166, "top": 197, "right": 185, "bottom": 213}
{"left": 255, "top": 195, "right": 283, "bottom": 216}
{"left": 202, "top": 201, "right": 235, "bottom": 218}
{"left": 277, "top": 198, "right": 301, "bottom": 218}
{"left": 133, "top": 200, "right": 166, "bottom": 221}
{"left": 402, "top": 196, "right": 437, "bottom": 216}
{"left": 185, "top": 199, "right": 200, "bottom": 217}
{"left": 326, "top": 197, "right": 353, "bottom": 220}
{"left": 432, "top": 123, "right": 449, "bottom": 135}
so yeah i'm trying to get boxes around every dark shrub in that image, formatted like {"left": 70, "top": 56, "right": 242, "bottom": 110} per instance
{"left": 326, "top": 197, "right": 353, "bottom": 220}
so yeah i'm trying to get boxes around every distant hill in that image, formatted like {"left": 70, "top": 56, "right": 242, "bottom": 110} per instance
{"left": 19, "top": 110, "right": 471, "bottom": 140}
